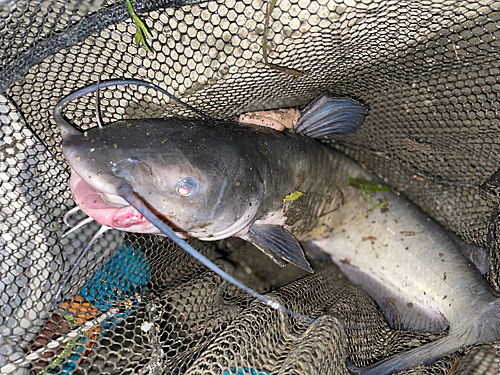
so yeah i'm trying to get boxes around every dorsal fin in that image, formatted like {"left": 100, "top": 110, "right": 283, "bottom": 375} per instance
{"left": 294, "top": 96, "right": 367, "bottom": 138}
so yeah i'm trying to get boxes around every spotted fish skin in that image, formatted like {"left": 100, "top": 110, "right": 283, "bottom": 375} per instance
{"left": 313, "top": 188, "right": 500, "bottom": 375}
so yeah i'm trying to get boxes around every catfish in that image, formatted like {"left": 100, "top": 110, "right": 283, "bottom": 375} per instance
{"left": 55, "top": 80, "right": 500, "bottom": 374}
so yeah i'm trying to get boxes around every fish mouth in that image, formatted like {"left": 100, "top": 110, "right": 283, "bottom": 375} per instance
{"left": 69, "top": 171, "right": 159, "bottom": 233}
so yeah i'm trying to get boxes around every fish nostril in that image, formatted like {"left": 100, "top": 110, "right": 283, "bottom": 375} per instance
{"left": 111, "top": 158, "right": 153, "bottom": 178}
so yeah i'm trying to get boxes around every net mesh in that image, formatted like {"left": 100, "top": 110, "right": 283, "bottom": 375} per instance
{"left": 1, "top": 0, "right": 500, "bottom": 373}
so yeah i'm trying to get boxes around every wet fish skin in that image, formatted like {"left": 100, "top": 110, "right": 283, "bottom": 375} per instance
{"left": 61, "top": 116, "right": 369, "bottom": 247}
{"left": 312, "top": 188, "right": 500, "bottom": 374}
{"left": 59, "top": 85, "right": 368, "bottom": 271}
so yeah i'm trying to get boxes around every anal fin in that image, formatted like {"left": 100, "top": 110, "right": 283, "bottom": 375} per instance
{"left": 346, "top": 328, "right": 472, "bottom": 375}
{"left": 240, "top": 224, "right": 313, "bottom": 273}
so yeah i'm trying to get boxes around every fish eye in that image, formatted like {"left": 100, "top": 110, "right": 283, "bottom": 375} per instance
{"left": 175, "top": 176, "right": 199, "bottom": 197}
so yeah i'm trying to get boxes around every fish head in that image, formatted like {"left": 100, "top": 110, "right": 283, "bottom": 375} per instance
{"left": 61, "top": 119, "right": 263, "bottom": 239}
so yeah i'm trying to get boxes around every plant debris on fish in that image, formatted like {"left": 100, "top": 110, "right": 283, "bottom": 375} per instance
{"left": 347, "top": 178, "right": 390, "bottom": 220}
{"left": 283, "top": 191, "right": 305, "bottom": 202}
{"left": 347, "top": 178, "right": 390, "bottom": 191}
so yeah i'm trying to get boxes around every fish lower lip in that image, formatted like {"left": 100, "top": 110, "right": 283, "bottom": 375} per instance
{"left": 111, "top": 206, "right": 146, "bottom": 227}
{"left": 68, "top": 172, "right": 157, "bottom": 232}
{"left": 102, "top": 193, "right": 129, "bottom": 207}
{"left": 70, "top": 173, "right": 124, "bottom": 210}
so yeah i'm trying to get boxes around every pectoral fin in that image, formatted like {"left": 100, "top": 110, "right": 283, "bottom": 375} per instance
{"left": 240, "top": 224, "right": 313, "bottom": 273}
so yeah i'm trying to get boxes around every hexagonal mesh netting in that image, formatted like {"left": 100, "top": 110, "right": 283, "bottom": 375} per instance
{"left": 1, "top": 0, "right": 500, "bottom": 374}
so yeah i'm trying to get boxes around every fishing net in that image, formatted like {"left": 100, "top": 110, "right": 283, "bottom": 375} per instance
{"left": 1, "top": 0, "right": 500, "bottom": 373}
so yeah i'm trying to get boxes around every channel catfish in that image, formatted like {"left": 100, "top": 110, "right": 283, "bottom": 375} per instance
{"left": 55, "top": 80, "right": 500, "bottom": 374}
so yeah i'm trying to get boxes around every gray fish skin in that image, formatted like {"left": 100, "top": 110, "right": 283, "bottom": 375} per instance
{"left": 61, "top": 119, "right": 366, "bottom": 244}
{"left": 313, "top": 188, "right": 500, "bottom": 374}
{"left": 60, "top": 96, "right": 500, "bottom": 374}
{"left": 313, "top": 190, "right": 498, "bottom": 331}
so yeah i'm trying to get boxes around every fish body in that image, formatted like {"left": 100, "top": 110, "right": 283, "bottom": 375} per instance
{"left": 63, "top": 116, "right": 371, "bottom": 270}
{"left": 313, "top": 190, "right": 500, "bottom": 374}
{"left": 57, "top": 82, "right": 500, "bottom": 374}
{"left": 315, "top": 191, "right": 496, "bottom": 332}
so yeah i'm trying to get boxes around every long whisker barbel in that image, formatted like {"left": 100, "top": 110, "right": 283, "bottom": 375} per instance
{"left": 63, "top": 206, "right": 82, "bottom": 228}
{"left": 53, "top": 225, "right": 111, "bottom": 311}
{"left": 54, "top": 79, "right": 208, "bottom": 128}
{"left": 62, "top": 217, "right": 94, "bottom": 238}
{"left": 54, "top": 78, "right": 207, "bottom": 308}
{"left": 117, "top": 183, "right": 317, "bottom": 324}
{"left": 95, "top": 77, "right": 104, "bottom": 130}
